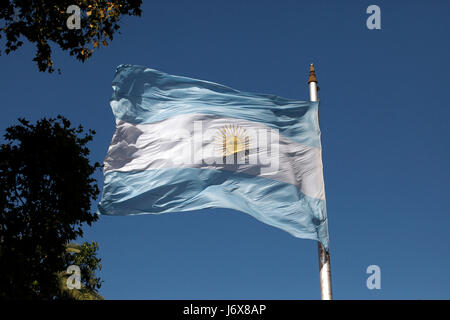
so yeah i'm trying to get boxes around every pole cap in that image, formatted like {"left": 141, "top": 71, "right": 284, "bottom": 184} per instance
{"left": 308, "top": 63, "right": 318, "bottom": 84}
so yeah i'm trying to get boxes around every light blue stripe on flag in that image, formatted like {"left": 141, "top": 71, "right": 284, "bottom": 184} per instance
{"left": 98, "top": 168, "right": 329, "bottom": 249}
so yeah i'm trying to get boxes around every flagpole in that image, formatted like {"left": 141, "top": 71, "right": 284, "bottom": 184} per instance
{"left": 308, "top": 63, "right": 333, "bottom": 300}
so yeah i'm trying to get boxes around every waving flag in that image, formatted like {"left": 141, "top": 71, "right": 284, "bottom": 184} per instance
{"left": 98, "top": 65, "right": 329, "bottom": 249}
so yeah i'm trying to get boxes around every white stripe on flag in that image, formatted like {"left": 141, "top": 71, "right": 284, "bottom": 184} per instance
{"left": 104, "top": 113, "right": 325, "bottom": 201}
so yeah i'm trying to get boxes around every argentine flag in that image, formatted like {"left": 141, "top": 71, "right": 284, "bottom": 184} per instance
{"left": 98, "top": 65, "right": 329, "bottom": 250}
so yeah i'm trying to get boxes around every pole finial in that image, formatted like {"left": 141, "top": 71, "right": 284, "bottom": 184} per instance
{"left": 308, "top": 63, "right": 318, "bottom": 84}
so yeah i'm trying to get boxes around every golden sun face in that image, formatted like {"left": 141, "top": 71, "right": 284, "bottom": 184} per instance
{"left": 215, "top": 124, "right": 249, "bottom": 156}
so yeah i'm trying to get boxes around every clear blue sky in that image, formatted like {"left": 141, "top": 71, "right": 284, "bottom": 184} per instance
{"left": 1, "top": 0, "right": 449, "bottom": 299}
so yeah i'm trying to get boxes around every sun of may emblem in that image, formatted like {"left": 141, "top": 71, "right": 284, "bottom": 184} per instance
{"left": 215, "top": 124, "right": 250, "bottom": 157}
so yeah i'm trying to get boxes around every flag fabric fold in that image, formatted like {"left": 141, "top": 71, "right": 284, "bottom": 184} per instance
{"left": 98, "top": 65, "right": 329, "bottom": 250}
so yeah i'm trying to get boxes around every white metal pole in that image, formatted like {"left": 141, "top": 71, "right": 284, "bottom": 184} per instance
{"left": 308, "top": 63, "right": 333, "bottom": 300}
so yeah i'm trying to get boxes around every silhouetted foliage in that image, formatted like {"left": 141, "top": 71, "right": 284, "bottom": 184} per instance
{"left": 0, "top": 116, "right": 101, "bottom": 299}
{"left": 0, "top": 1, "right": 142, "bottom": 72}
